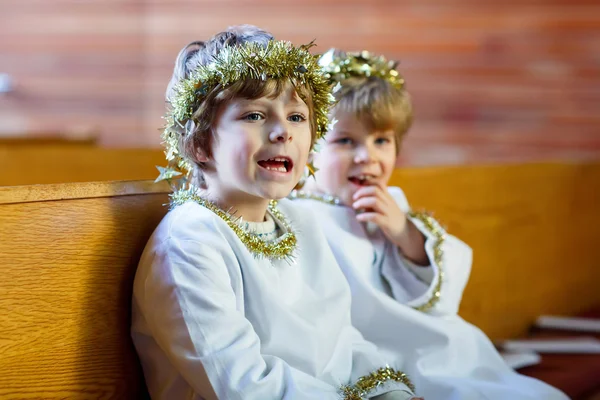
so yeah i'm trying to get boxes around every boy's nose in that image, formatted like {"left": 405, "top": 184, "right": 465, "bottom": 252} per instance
{"left": 269, "top": 128, "right": 291, "bottom": 143}
{"left": 354, "top": 146, "right": 374, "bottom": 163}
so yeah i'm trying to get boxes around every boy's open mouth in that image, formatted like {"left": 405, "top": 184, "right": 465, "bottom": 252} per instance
{"left": 257, "top": 157, "right": 293, "bottom": 173}
{"left": 348, "top": 174, "right": 376, "bottom": 186}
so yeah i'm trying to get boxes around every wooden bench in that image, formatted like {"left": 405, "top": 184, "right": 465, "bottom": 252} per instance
{"left": 0, "top": 161, "right": 598, "bottom": 398}
{"left": 0, "top": 180, "right": 170, "bottom": 398}
{"left": 0, "top": 146, "right": 165, "bottom": 186}
{"left": 392, "top": 162, "right": 600, "bottom": 400}
{"left": 0, "top": 132, "right": 98, "bottom": 147}
{"left": 391, "top": 162, "right": 600, "bottom": 340}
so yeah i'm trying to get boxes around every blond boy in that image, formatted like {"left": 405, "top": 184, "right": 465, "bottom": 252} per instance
{"left": 292, "top": 48, "right": 569, "bottom": 400}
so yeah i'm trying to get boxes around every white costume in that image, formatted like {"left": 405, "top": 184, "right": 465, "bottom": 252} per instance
{"left": 292, "top": 187, "right": 569, "bottom": 400}
{"left": 131, "top": 197, "right": 417, "bottom": 400}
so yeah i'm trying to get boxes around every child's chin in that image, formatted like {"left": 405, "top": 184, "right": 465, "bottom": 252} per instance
{"left": 260, "top": 184, "right": 296, "bottom": 200}
{"left": 329, "top": 189, "right": 352, "bottom": 206}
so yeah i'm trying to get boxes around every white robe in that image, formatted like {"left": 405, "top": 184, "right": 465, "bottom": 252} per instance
{"left": 131, "top": 198, "right": 415, "bottom": 400}
{"left": 292, "top": 187, "right": 570, "bottom": 400}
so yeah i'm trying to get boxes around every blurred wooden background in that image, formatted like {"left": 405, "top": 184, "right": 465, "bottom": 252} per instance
{"left": 1, "top": 0, "right": 599, "bottom": 166}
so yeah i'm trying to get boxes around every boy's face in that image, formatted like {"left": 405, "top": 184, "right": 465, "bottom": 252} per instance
{"left": 312, "top": 109, "right": 397, "bottom": 205}
{"left": 207, "top": 84, "right": 312, "bottom": 205}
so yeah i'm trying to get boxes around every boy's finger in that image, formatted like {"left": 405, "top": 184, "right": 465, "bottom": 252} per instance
{"left": 352, "top": 185, "right": 378, "bottom": 200}
{"left": 354, "top": 187, "right": 390, "bottom": 203}
{"left": 355, "top": 212, "right": 383, "bottom": 225}
{"left": 353, "top": 197, "right": 385, "bottom": 213}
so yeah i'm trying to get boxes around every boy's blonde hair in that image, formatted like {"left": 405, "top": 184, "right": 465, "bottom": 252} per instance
{"left": 165, "top": 25, "right": 319, "bottom": 184}
{"left": 322, "top": 49, "right": 413, "bottom": 154}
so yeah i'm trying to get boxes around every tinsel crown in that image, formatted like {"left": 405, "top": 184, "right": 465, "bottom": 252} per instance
{"left": 156, "top": 40, "right": 334, "bottom": 186}
{"left": 319, "top": 49, "right": 405, "bottom": 90}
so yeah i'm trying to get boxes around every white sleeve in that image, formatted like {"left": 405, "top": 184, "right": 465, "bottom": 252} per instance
{"left": 138, "top": 236, "right": 340, "bottom": 400}
{"left": 387, "top": 187, "right": 473, "bottom": 316}
{"left": 346, "top": 326, "right": 416, "bottom": 399}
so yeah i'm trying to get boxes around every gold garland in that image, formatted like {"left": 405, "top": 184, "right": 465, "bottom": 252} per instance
{"left": 341, "top": 366, "right": 416, "bottom": 400}
{"left": 289, "top": 191, "right": 445, "bottom": 313}
{"left": 319, "top": 49, "right": 405, "bottom": 90}
{"left": 158, "top": 40, "right": 334, "bottom": 187}
{"left": 288, "top": 189, "right": 341, "bottom": 205}
{"left": 406, "top": 211, "right": 445, "bottom": 313}
{"left": 170, "top": 188, "right": 297, "bottom": 261}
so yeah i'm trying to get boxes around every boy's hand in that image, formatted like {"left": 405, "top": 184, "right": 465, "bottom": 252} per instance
{"left": 353, "top": 183, "right": 429, "bottom": 266}
{"left": 352, "top": 183, "right": 408, "bottom": 246}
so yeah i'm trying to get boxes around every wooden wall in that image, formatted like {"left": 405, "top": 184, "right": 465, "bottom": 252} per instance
{"left": 1, "top": 0, "right": 599, "bottom": 165}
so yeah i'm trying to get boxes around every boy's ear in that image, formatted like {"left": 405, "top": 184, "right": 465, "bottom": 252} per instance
{"left": 195, "top": 148, "right": 210, "bottom": 163}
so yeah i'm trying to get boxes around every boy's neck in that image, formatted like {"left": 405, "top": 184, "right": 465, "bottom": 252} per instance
{"left": 300, "top": 180, "right": 319, "bottom": 194}
{"left": 229, "top": 200, "right": 270, "bottom": 223}
{"left": 201, "top": 188, "right": 270, "bottom": 223}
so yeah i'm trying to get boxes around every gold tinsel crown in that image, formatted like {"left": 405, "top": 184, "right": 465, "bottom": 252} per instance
{"left": 156, "top": 40, "right": 334, "bottom": 185}
{"left": 318, "top": 48, "right": 405, "bottom": 90}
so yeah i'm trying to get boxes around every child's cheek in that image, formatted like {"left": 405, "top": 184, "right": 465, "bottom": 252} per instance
{"left": 236, "top": 138, "right": 256, "bottom": 159}
{"left": 329, "top": 157, "right": 350, "bottom": 187}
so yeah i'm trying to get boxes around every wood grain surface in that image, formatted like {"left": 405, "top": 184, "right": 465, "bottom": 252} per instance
{"left": 0, "top": 146, "right": 165, "bottom": 186}
{"left": 391, "top": 162, "right": 600, "bottom": 339}
{"left": 0, "top": 181, "right": 169, "bottom": 398}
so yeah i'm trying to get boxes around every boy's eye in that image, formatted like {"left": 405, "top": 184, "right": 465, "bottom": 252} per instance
{"left": 375, "top": 137, "right": 391, "bottom": 145}
{"left": 288, "top": 113, "right": 306, "bottom": 123}
{"left": 243, "top": 112, "right": 264, "bottom": 121}
{"left": 333, "top": 138, "right": 353, "bottom": 145}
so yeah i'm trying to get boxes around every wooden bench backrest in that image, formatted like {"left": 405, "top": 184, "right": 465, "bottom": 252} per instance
{"left": 0, "top": 180, "right": 170, "bottom": 397}
{"left": 0, "top": 146, "right": 164, "bottom": 186}
{"left": 391, "top": 162, "right": 600, "bottom": 339}
{"left": 1, "top": 162, "right": 599, "bottom": 396}
{"left": 0, "top": 133, "right": 98, "bottom": 146}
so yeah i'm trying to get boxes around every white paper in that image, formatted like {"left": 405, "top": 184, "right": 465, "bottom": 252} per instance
{"left": 500, "top": 351, "right": 542, "bottom": 369}
{"left": 535, "top": 315, "right": 600, "bottom": 333}
{"left": 501, "top": 337, "right": 600, "bottom": 354}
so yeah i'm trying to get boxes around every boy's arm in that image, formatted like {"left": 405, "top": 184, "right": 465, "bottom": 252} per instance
{"left": 137, "top": 236, "right": 340, "bottom": 400}
{"left": 386, "top": 187, "right": 473, "bottom": 316}
{"left": 392, "top": 217, "right": 429, "bottom": 266}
